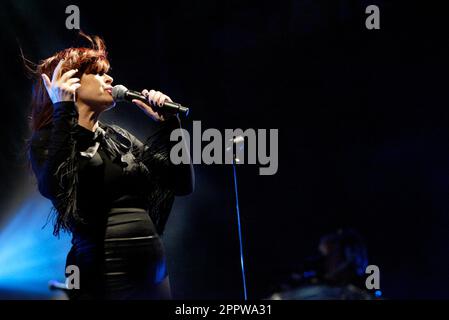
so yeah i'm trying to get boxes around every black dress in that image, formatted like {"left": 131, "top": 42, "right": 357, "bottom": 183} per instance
{"left": 29, "top": 101, "right": 194, "bottom": 299}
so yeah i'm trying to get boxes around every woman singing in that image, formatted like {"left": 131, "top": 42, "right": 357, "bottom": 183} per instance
{"left": 27, "top": 34, "right": 194, "bottom": 300}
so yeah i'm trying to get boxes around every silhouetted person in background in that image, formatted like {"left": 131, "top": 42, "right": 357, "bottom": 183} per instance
{"left": 269, "top": 229, "right": 374, "bottom": 300}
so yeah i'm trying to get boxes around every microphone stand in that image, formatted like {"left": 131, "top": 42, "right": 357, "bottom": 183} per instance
{"left": 230, "top": 136, "right": 248, "bottom": 300}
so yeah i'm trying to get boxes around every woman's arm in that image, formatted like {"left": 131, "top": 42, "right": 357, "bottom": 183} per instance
{"left": 29, "top": 60, "right": 84, "bottom": 235}
{"left": 29, "top": 101, "right": 80, "bottom": 200}
{"left": 130, "top": 89, "right": 195, "bottom": 196}
{"left": 30, "top": 59, "right": 81, "bottom": 200}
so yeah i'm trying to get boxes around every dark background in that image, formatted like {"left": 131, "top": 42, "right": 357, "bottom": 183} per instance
{"left": 1, "top": 0, "right": 449, "bottom": 299}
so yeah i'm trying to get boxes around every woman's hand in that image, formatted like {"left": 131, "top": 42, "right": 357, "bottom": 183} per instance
{"left": 132, "top": 89, "right": 173, "bottom": 122}
{"left": 41, "top": 59, "right": 81, "bottom": 104}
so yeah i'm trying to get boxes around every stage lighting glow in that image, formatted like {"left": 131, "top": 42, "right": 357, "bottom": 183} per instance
{"left": 0, "top": 194, "right": 71, "bottom": 296}
{"left": 375, "top": 290, "right": 382, "bottom": 297}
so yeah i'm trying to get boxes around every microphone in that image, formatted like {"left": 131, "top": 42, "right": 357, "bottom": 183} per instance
{"left": 112, "top": 84, "right": 189, "bottom": 116}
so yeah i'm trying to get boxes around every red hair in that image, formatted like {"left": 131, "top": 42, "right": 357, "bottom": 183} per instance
{"left": 27, "top": 33, "right": 110, "bottom": 132}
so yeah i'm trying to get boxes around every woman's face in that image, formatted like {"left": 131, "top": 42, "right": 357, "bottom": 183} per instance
{"left": 76, "top": 72, "right": 115, "bottom": 112}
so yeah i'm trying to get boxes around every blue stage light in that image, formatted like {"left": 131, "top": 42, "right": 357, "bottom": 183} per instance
{"left": 0, "top": 194, "right": 71, "bottom": 297}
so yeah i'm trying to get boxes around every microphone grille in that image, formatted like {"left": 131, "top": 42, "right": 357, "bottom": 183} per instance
{"left": 112, "top": 85, "right": 128, "bottom": 101}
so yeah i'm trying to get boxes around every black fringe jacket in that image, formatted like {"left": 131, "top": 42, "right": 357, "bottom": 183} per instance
{"left": 29, "top": 101, "right": 194, "bottom": 236}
